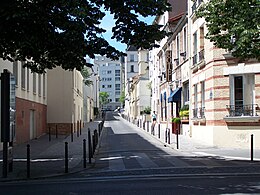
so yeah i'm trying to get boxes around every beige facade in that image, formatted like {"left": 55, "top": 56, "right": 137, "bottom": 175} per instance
{"left": 0, "top": 59, "right": 47, "bottom": 149}
{"left": 47, "top": 67, "right": 83, "bottom": 134}
{"left": 188, "top": 0, "right": 260, "bottom": 148}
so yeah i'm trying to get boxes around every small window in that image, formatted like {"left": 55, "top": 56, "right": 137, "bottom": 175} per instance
{"left": 130, "top": 65, "right": 134, "bottom": 72}
{"left": 130, "top": 54, "right": 135, "bottom": 62}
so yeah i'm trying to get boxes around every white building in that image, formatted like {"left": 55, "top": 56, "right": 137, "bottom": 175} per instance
{"left": 94, "top": 56, "right": 122, "bottom": 110}
{"left": 124, "top": 46, "right": 139, "bottom": 119}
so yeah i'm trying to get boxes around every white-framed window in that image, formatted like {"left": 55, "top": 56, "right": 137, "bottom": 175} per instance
{"left": 13, "top": 61, "right": 18, "bottom": 86}
{"left": 33, "top": 72, "right": 36, "bottom": 94}
{"left": 38, "top": 74, "right": 41, "bottom": 96}
{"left": 130, "top": 54, "right": 135, "bottom": 62}
{"left": 130, "top": 65, "right": 134, "bottom": 72}
{"left": 115, "top": 77, "right": 120, "bottom": 81}
{"left": 107, "top": 70, "right": 112, "bottom": 74}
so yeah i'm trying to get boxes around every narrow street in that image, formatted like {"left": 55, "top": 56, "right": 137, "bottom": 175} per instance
{"left": 1, "top": 112, "right": 260, "bottom": 194}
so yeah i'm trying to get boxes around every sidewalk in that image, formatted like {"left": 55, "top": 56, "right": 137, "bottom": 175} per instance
{"left": 123, "top": 116, "right": 260, "bottom": 162}
{"left": 0, "top": 118, "right": 103, "bottom": 182}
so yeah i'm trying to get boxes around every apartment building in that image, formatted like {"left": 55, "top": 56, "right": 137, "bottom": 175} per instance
{"left": 150, "top": 0, "right": 187, "bottom": 132}
{"left": 128, "top": 49, "right": 151, "bottom": 123}
{"left": 188, "top": 0, "right": 260, "bottom": 148}
{"left": 124, "top": 46, "right": 139, "bottom": 120}
{"left": 0, "top": 59, "right": 47, "bottom": 148}
{"left": 95, "top": 56, "right": 122, "bottom": 111}
{"left": 47, "top": 67, "right": 83, "bottom": 134}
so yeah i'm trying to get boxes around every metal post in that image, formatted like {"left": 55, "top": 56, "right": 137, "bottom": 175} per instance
{"left": 251, "top": 134, "right": 254, "bottom": 162}
{"left": 56, "top": 125, "right": 58, "bottom": 139}
{"left": 158, "top": 124, "right": 160, "bottom": 139}
{"left": 2, "top": 142, "right": 8, "bottom": 178}
{"left": 77, "top": 122, "right": 79, "bottom": 137}
{"left": 88, "top": 129, "right": 92, "bottom": 163}
{"left": 65, "top": 142, "right": 68, "bottom": 173}
{"left": 71, "top": 124, "right": 73, "bottom": 142}
{"left": 168, "top": 129, "right": 170, "bottom": 144}
{"left": 165, "top": 129, "right": 167, "bottom": 143}
{"left": 147, "top": 121, "right": 149, "bottom": 132}
{"left": 49, "top": 127, "right": 51, "bottom": 142}
{"left": 1, "top": 70, "right": 10, "bottom": 178}
{"left": 92, "top": 135, "right": 95, "bottom": 154}
{"left": 83, "top": 139, "right": 86, "bottom": 168}
{"left": 176, "top": 129, "right": 179, "bottom": 149}
{"left": 80, "top": 120, "right": 82, "bottom": 135}
{"left": 27, "top": 144, "right": 30, "bottom": 178}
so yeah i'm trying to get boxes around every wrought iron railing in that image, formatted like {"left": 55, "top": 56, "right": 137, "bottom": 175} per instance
{"left": 192, "top": 54, "right": 197, "bottom": 66}
{"left": 193, "top": 107, "right": 205, "bottom": 119}
{"left": 198, "top": 49, "right": 205, "bottom": 62}
{"left": 226, "top": 104, "right": 259, "bottom": 117}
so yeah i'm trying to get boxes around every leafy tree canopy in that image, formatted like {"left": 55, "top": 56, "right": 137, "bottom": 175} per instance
{"left": 196, "top": 0, "right": 260, "bottom": 60}
{"left": 0, "top": 0, "right": 171, "bottom": 73}
{"left": 81, "top": 67, "right": 93, "bottom": 86}
{"left": 99, "top": 91, "right": 109, "bottom": 106}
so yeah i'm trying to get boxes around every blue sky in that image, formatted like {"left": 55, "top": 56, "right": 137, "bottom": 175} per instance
{"left": 100, "top": 12, "right": 154, "bottom": 52}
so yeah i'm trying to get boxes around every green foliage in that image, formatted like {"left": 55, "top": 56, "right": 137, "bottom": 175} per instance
{"left": 81, "top": 67, "right": 93, "bottom": 86}
{"left": 196, "top": 0, "right": 260, "bottom": 61}
{"left": 99, "top": 92, "right": 109, "bottom": 106}
{"left": 0, "top": 0, "right": 171, "bottom": 73}
{"left": 143, "top": 106, "right": 151, "bottom": 114}
{"left": 94, "top": 107, "right": 99, "bottom": 116}
{"left": 179, "top": 104, "right": 189, "bottom": 118}
{"left": 119, "top": 88, "right": 125, "bottom": 104}
{"left": 171, "top": 117, "right": 181, "bottom": 124}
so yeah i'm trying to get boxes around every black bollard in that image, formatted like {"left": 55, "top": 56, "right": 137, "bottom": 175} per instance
{"left": 251, "top": 134, "right": 254, "bottom": 162}
{"left": 71, "top": 124, "right": 73, "bottom": 142}
{"left": 147, "top": 121, "right": 149, "bottom": 132}
{"left": 27, "top": 144, "right": 30, "bottom": 178}
{"left": 83, "top": 139, "right": 87, "bottom": 168}
{"left": 158, "top": 124, "right": 160, "bottom": 139}
{"left": 176, "top": 129, "right": 179, "bottom": 149}
{"left": 165, "top": 129, "right": 167, "bottom": 143}
{"left": 80, "top": 121, "right": 82, "bottom": 135}
{"left": 88, "top": 129, "right": 92, "bottom": 163}
{"left": 56, "top": 125, "right": 58, "bottom": 139}
{"left": 65, "top": 142, "right": 68, "bottom": 173}
{"left": 92, "top": 135, "right": 95, "bottom": 154}
{"left": 49, "top": 127, "right": 51, "bottom": 142}
{"left": 168, "top": 129, "right": 170, "bottom": 144}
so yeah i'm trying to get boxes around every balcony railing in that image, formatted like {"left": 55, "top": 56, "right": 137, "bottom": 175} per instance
{"left": 226, "top": 104, "right": 259, "bottom": 117}
{"left": 192, "top": 54, "right": 197, "bottom": 66}
{"left": 198, "top": 49, "right": 205, "bottom": 62}
{"left": 193, "top": 107, "right": 205, "bottom": 119}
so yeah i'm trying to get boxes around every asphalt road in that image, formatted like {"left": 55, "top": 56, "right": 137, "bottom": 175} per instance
{"left": 1, "top": 174, "right": 260, "bottom": 195}
{"left": 1, "top": 112, "right": 260, "bottom": 194}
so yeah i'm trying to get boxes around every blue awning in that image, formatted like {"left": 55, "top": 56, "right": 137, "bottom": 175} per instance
{"left": 168, "top": 87, "right": 182, "bottom": 103}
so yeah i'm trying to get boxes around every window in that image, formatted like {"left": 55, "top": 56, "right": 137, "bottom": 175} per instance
{"left": 13, "top": 61, "right": 18, "bottom": 85}
{"left": 115, "top": 70, "right": 120, "bottom": 76}
{"left": 201, "top": 81, "right": 205, "bottom": 118}
{"left": 38, "top": 74, "right": 41, "bottom": 96}
{"left": 108, "top": 85, "right": 112, "bottom": 88}
{"left": 176, "top": 35, "right": 180, "bottom": 63}
{"left": 33, "top": 72, "right": 36, "bottom": 93}
{"left": 193, "top": 31, "right": 198, "bottom": 65}
{"left": 102, "top": 85, "right": 105, "bottom": 88}
{"left": 183, "top": 82, "right": 189, "bottom": 104}
{"left": 234, "top": 76, "right": 243, "bottom": 107}
{"left": 194, "top": 84, "right": 198, "bottom": 117}
{"left": 21, "top": 62, "right": 26, "bottom": 89}
{"left": 130, "top": 54, "right": 135, "bottom": 62}
{"left": 130, "top": 65, "right": 134, "bottom": 72}
{"left": 115, "top": 91, "right": 120, "bottom": 95}
{"left": 183, "top": 27, "right": 187, "bottom": 54}
{"left": 115, "top": 98, "right": 119, "bottom": 102}
{"left": 107, "top": 70, "right": 111, "bottom": 74}
{"left": 115, "top": 84, "right": 120, "bottom": 90}
{"left": 115, "top": 77, "right": 120, "bottom": 81}
{"left": 229, "top": 74, "right": 255, "bottom": 116}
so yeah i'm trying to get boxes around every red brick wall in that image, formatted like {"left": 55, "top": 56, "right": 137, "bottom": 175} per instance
{"left": 15, "top": 97, "right": 47, "bottom": 144}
